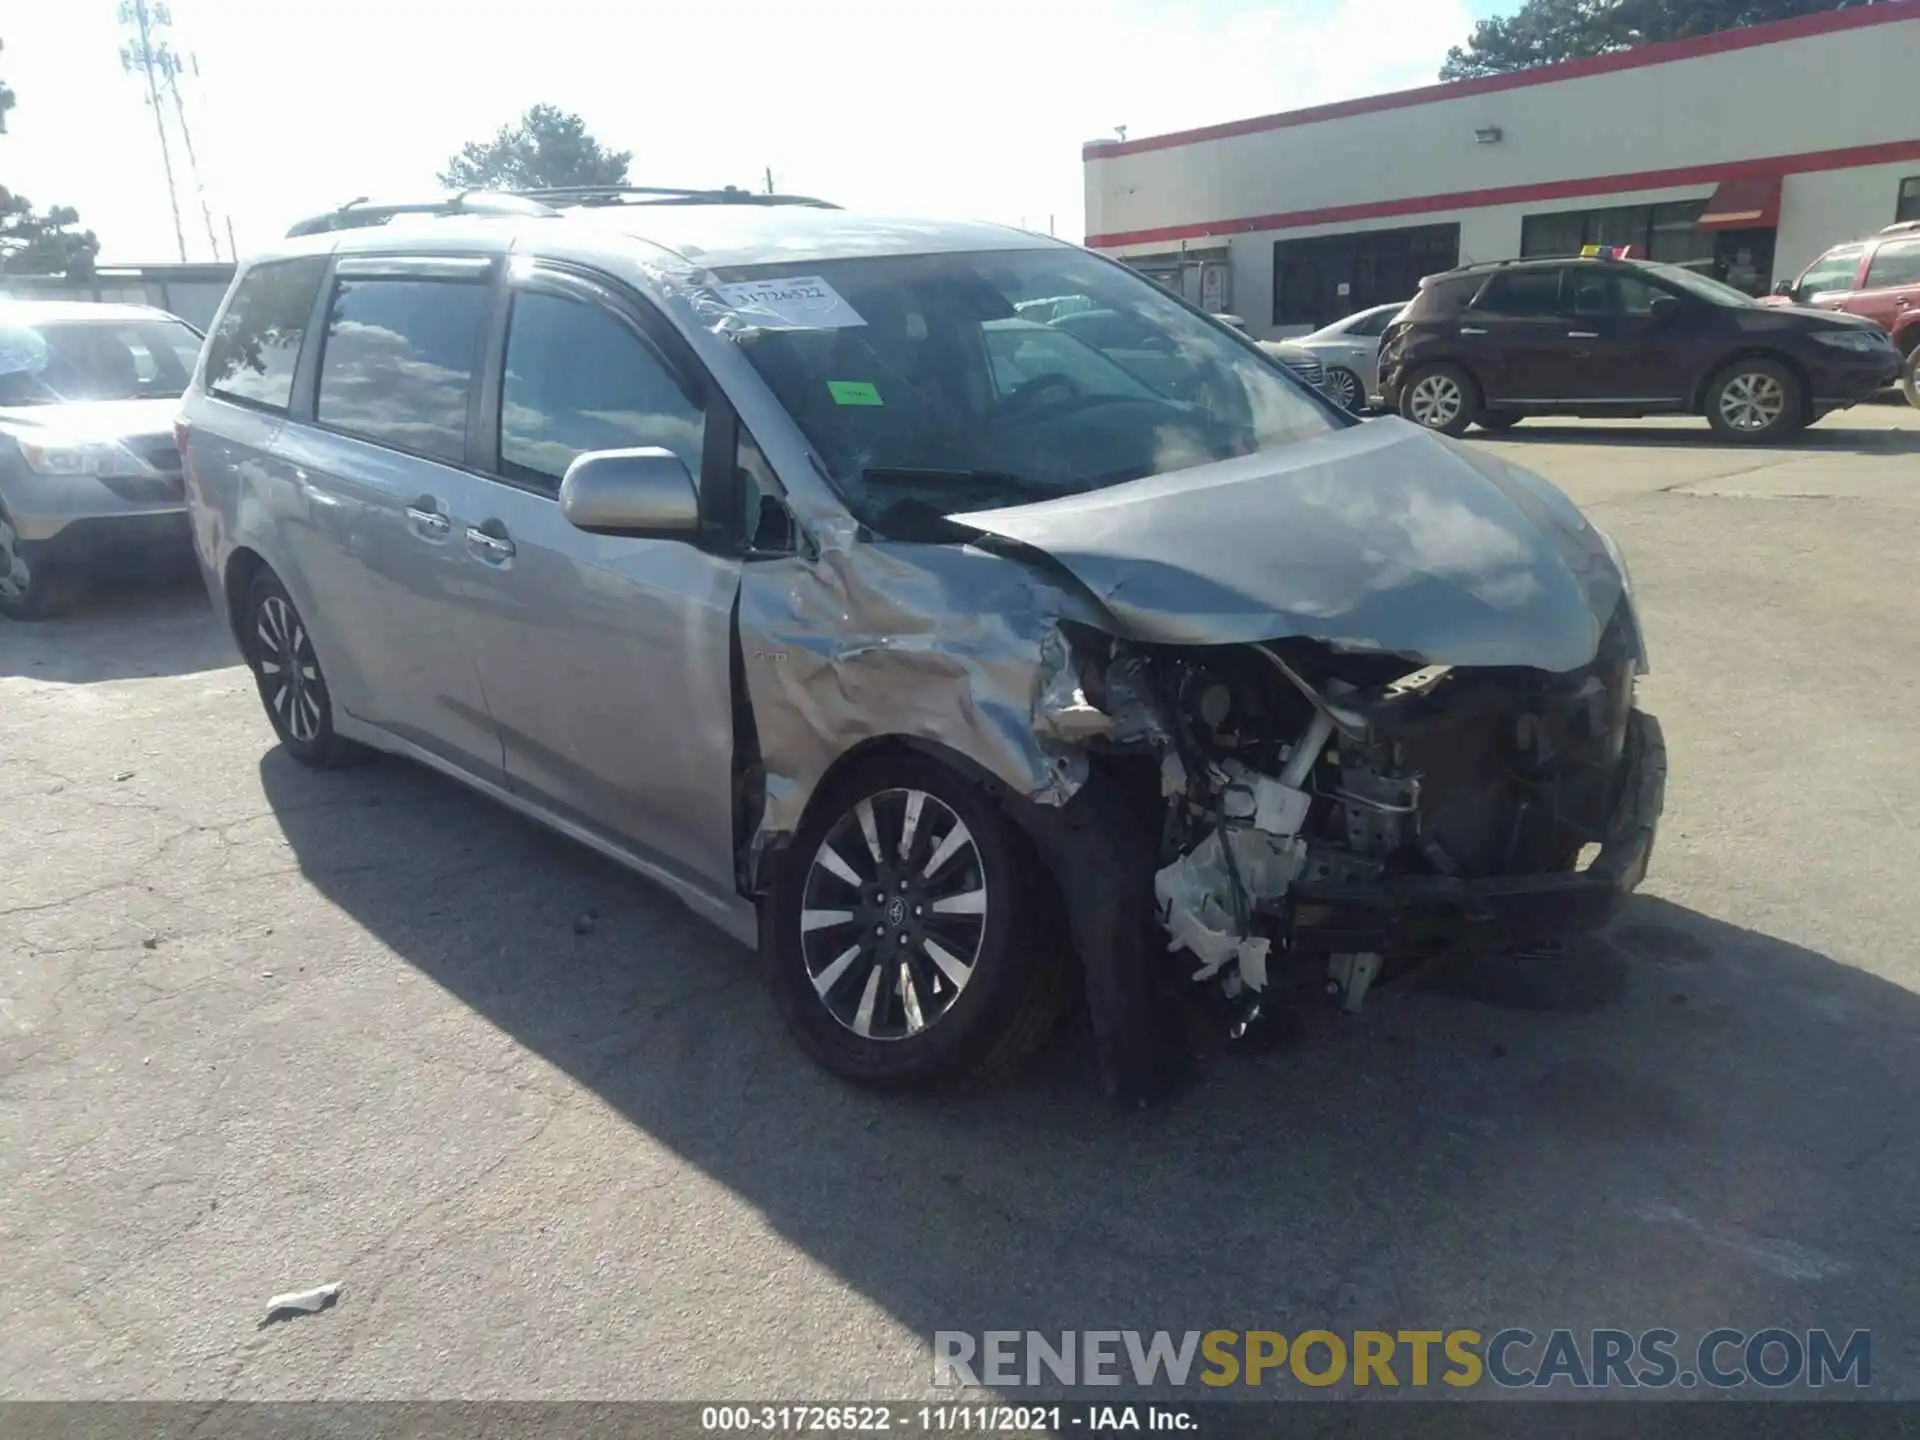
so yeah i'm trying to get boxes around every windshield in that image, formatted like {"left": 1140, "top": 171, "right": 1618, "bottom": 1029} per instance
{"left": 0, "top": 316, "right": 205, "bottom": 405}
{"left": 713, "top": 248, "right": 1338, "bottom": 526}
{"left": 1645, "top": 264, "right": 1758, "bottom": 308}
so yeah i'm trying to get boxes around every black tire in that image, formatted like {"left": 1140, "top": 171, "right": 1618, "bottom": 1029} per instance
{"left": 1476, "top": 412, "right": 1522, "bottom": 432}
{"left": 1397, "top": 362, "right": 1478, "bottom": 437}
{"left": 1704, "top": 357, "right": 1803, "bottom": 443}
{"left": 1902, "top": 345, "right": 1919, "bottom": 412}
{"left": 763, "top": 751, "right": 1070, "bottom": 1092}
{"left": 241, "top": 569, "right": 357, "bottom": 768}
{"left": 1323, "top": 365, "right": 1364, "bottom": 413}
{"left": 0, "top": 509, "right": 81, "bottom": 621}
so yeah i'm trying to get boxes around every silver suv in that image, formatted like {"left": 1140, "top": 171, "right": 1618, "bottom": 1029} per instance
{"left": 181, "top": 188, "right": 1665, "bottom": 1101}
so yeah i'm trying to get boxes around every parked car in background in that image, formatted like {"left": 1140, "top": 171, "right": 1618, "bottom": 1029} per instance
{"left": 0, "top": 300, "right": 204, "bottom": 619}
{"left": 1254, "top": 338, "right": 1330, "bottom": 398}
{"left": 1765, "top": 221, "right": 1920, "bottom": 407}
{"left": 1292, "top": 301, "right": 1407, "bottom": 411}
{"left": 178, "top": 191, "right": 1659, "bottom": 1098}
{"left": 1379, "top": 255, "right": 1901, "bottom": 443}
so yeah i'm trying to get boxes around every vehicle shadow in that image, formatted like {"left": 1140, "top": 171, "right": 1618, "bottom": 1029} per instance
{"left": 1479, "top": 417, "right": 1920, "bottom": 454}
{"left": 258, "top": 747, "right": 1920, "bottom": 1399}
{"left": 0, "top": 573, "right": 231, "bottom": 682}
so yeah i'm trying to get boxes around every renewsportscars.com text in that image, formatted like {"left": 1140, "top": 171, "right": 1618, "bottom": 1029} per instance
{"left": 932, "top": 1328, "right": 1871, "bottom": 1390}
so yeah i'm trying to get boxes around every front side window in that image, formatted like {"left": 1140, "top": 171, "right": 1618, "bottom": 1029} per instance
{"left": 315, "top": 276, "right": 490, "bottom": 464}
{"left": 1796, "top": 246, "right": 1865, "bottom": 299}
{"left": 714, "top": 247, "right": 1335, "bottom": 529}
{"left": 1645, "top": 263, "right": 1757, "bottom": 308}
{"left": 1864, "top": 238, "right": 1920, "bottom": 291}
{"left": 498, "top": 290, "right": 704, "bottom": 492}
{"left": 1473, "top": 269, "right": 1565, "bottom": 316}
{"left": 203, "top": 256, "right": 328, "bottom": 411}
{"left": 0, "top": 316, "right": 203, "bottom": 406}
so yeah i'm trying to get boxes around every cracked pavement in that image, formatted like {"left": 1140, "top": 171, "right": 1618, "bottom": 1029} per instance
{"left": 2, "top": 409, "right": 1919, "bottom": 1400}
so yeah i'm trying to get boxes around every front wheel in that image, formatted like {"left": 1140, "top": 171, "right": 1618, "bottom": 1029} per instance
{"left": 1398, "top": 363, "right": 1477, "bottom": 437}
{"left": 1705, "top": 358, "right": 1802, "bottom": 442}
{"left": 1323, "top": 365, "right": 1364, "bottom": 413}
{"left": 764, "top": 753, "right": 1069, "bottom": 1091}
{"left": 0, "top": 511, "right": 80, "bottom": 621}
{"left": 1902, "top": 345, "right": 1919, "bottom": 411}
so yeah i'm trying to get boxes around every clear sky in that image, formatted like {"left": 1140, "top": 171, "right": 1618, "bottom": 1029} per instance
{"left": 4, "top": 0, "right": 1508, "bottom": 265}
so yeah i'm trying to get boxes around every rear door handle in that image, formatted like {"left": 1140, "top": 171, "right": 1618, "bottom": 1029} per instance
{"left": 1460, "top": 326, "right": 1488, "bottom": 335}
{"left": 465, "top": 523, "right": 516, "bottom": 564}
{"left": 1568, "top": 330, "right": 1600, "bottom": 339}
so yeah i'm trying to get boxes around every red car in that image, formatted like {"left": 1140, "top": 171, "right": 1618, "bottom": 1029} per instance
{"left": 1768, "top": 221, "right": 1920, "bottom": 407}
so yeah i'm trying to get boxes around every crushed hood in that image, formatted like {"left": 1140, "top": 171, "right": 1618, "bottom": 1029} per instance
{"left": 949, "top": 416, "right": 1625, "bottom": 673}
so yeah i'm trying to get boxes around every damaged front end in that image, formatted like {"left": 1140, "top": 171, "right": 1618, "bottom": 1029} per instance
{"left": 1036, "top": 608, "right": 1666, "bottom": 1041}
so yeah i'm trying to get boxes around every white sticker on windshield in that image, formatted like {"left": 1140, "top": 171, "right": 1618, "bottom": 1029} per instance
{"left": 715, "top": 275, "right": 867, "bottom": 330}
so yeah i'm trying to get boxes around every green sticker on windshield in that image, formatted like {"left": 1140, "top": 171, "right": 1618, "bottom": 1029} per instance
{"left": 827, "top": 380, "right": 883, "bottom": 406}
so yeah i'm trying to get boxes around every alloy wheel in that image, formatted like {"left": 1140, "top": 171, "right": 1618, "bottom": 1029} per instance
{"left": 1718, "top": 371, "right": 1787, "bottom": 432}
{"left": 799, "top": 787, "right": 989, "bottom": 1042}
{"left": 1408, "top": 373, "right": 1463, "bottom": 428}
{"left": 1327, "top": 367, "right": 1362, "bottom": 411}
{"left": 253, "top": 593, "right": 326, "bottom": 744}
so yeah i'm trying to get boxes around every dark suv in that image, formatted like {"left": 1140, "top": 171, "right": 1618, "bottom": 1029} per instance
{"left": 1378, "top": 256, "right": 1902, "bottom": 443}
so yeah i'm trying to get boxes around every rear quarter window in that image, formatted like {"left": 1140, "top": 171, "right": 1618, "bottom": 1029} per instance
{"left": 1864, "top": 239, "right": 1920, "bottom": 291}
{"left": 202, "top": 256, "right": 328, "bottom": 411}
{"left": 1408, "top": 275, "right": 1485, "bottom": 317}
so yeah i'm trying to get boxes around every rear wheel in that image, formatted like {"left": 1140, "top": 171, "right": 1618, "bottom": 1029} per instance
{"left": 242, "top": 569, "right": 357, "bottom": 767}
{"left": 1398, "top": 363, "right": 1477, "bottom": 437}
{"left": 1705, "top": 358, "right": 1802, "bottom": 442}
{"left": 1323, "top": 365, "right": 1364, "bottom": 413}
{"left": 0, "top": 511, "right": 80, "bottom": 621}
{"left": 764, "top": 752, "right": 1069, "bottom": 1091}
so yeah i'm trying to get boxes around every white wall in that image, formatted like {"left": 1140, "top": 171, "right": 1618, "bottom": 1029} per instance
{"left": 1775, "top": 163, "right": 1919, "bottom": 280}
{"left": 1085, "top": 16, "right": 1917, "bottom": 242}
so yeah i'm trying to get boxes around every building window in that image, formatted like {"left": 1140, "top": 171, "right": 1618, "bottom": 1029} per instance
{"left": 1520, "top": 200, "right": 1713, "bottom": 267}
{"left": 1271, "top": 222, "right": 1459, "bottom": 330}
{"left": 1898, "top": 177, "right": 1920, "bottom": 224}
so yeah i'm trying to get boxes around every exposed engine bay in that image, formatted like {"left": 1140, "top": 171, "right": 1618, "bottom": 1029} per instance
{"left": 1037, "top": 615, "right": 1652, "bottom": 1031}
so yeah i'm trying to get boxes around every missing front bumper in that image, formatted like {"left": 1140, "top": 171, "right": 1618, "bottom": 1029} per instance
{"left": 1276, "top": 708, "right": 1666, "bottom": 957}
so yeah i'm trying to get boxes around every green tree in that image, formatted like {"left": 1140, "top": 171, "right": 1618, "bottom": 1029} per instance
{"left": 437, "top": 104, "right": 631, "bottom": 192}
{"left": 0, "top": 37, "right": 100, "bottom": 277}
{"left": 1440, "top": 0, "right": 1871, "bottom": 80}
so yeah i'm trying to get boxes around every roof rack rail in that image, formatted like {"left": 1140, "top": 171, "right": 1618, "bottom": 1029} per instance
{"left": 508, "top": 184, "right": 840, "bottom": 210}
{"left": 285, "top": 190, "right": 557, "bottom": 238}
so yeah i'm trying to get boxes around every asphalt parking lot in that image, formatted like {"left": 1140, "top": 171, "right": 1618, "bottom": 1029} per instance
{"left": 3, "top": 406, "right": 1919, "bottom": 1403}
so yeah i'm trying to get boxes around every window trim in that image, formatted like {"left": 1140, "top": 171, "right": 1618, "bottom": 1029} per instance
{"left": 203, "top": 255, "right": 331, "bottom": 416}
{"left": 297, "top": 258, "right": 501, "bottom": 471}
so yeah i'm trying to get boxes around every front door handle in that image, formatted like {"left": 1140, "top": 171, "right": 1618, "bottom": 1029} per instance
{"left": 465, "top": 523, "right": 516, "bottom": 563}
{"left": 1460, "top": 326, "right": 1488, "bottom": 335}
{"left": 405, "top": 499, "right": 451, "bottom": 539}
{"left": 1568, "top": 330, "right": 1600, "bottom": 339}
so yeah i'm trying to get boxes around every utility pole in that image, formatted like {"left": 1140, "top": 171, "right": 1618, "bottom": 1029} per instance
{"left": 118, "top": 0, "right": 187, "bottom": 261}
{"left": 764, "top": 166, "right": 775, "bottom": 195}
{"left": 157, "top": 46, "right": 223, "bottom": 260}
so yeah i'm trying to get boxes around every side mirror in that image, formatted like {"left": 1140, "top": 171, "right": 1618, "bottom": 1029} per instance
{"left": 559, "top": 447, "right": 701, "bottom": 537}
{"left": 1648, "top": 295, "right": 1681, "bottom": 322}
{"left": 1771, "top": 279, "right": 1796, "bottom": 298}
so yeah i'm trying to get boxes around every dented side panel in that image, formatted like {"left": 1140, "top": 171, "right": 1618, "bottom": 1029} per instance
{"left": 735, "top": 539, "right": 1111, "bottom": 883}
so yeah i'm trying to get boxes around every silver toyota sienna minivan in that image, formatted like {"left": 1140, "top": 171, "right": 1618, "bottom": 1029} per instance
{"left": 180, "top": 188, "right": 1665, "bottom": 1102}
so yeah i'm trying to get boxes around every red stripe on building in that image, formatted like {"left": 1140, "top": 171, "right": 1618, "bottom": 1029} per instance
{"left": 1083, "top": 2, "right": 1920, "bottom": 162}
{"left": 1084, "top": 138, "right": 1920, "bottom": 250}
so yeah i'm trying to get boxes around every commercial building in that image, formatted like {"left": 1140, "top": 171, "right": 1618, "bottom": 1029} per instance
{"left": 1083, "top": 2, "right": 1920, "bottom": 337}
